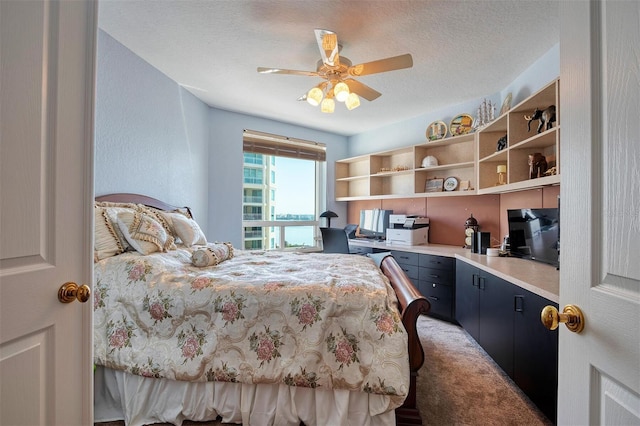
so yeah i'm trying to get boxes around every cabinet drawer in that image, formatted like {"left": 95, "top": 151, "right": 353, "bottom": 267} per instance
{"left": 419, "top": 267, "right": 454, "bottom": 285}
{"left": 419, "top": 281, "right": 454, "bottom": 319}
{"left": 390, "top": 250, "right": 420, "bottom": 266}
{"left": 396, "top": 263, "right": 419, "bottom": 281}
{"left": 419, "top": 254, "right": 454, "bottom": 270}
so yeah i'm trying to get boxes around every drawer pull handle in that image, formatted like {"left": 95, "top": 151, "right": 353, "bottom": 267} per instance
{"left": 429, "top": 274, "right": 440, "bottom": 278}
{"left": 428, "top": 296, "right": 440, "bottom": 301}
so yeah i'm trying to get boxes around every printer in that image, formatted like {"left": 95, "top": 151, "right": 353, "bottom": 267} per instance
{"left": 385, "top": 215, "right": 430, "bottom": 245}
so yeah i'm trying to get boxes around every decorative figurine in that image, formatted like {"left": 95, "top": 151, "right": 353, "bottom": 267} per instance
{"left": 496, "top": 134, "right": 507, "bottom": 151}
{"left": 464, "top": 214, "right": 479, "bottom": 249}
{"left": 524, "top": 105, "right": 556, "bottom": 133}
{"left": 474, "top": 98, "right": 496, "bottom": 129}
{"left": 528, "top": 153, "right": 548, "bottom": 179}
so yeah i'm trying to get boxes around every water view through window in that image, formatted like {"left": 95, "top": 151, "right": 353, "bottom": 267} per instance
{"left": 242, "top": 152, "right": 319, "bottom": 250}
{"left": 275, "top": 156, "right": 316, "bottom": 247}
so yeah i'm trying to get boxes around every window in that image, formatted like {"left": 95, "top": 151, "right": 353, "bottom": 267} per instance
{"left": 243, "top": 168, "right": 263, "bottom": 185}
{"left": 242, "top": 130, "right": 326, "bottom": 251}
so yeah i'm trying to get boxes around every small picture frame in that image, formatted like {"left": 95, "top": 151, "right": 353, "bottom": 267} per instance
{"left": 459, "top": 180, "right": 471, "bottom": 191}
{"left": 425, "top": 178, "right": 444, "bottom": 192}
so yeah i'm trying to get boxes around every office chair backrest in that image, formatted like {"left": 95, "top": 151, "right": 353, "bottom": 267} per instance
{"left": 344, "top": 224, "right": 358, "bottom": 239}
{"left": 320, "top": 227, "right": 350, "bottom": 254}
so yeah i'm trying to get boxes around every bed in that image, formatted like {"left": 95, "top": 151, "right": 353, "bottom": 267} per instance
{"left": 93, "top": 194, "right": 429, "bottom": 426}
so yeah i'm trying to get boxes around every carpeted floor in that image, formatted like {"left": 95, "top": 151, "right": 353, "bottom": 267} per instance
{"left": 96, "top": 315, "right": 552, "bottom": 426}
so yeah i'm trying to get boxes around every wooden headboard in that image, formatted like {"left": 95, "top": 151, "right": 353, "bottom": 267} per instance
{"left": 95, "top": 193, "right": 193, "bottom": 218}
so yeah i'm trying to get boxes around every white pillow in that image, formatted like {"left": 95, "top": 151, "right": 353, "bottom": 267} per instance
{"left": 117, "top": 211, "right": 175, "bottom": 255}
{"left": 101, "top": 206, "right": 139, "bottom": 251}
{"left": 162, "top": 212, "right": 207, "bottom": 247}
{"left": 94, "top": 206, "right": 125, "bottom": 260}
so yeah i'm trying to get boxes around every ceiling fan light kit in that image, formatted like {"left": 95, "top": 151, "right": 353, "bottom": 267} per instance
{"left": 346, "top": 92, "right": 360, "bottom": 110}
{"left": 321, "top": 97, "right": 335, "bottom": 113}
{"left": 306, "top": 87, "right": 323, "bottom": 106}
{"left": 258, "top": 29, "right": 413, "bottom": 114}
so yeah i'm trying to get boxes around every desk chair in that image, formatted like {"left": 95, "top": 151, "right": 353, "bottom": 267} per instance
{"left": 320, "top": 228, "right": 350, "bottom": 254}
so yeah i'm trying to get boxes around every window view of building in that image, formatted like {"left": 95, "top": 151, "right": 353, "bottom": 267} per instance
{"left": 242, "top": 153, "right": 320, "bottom": 250}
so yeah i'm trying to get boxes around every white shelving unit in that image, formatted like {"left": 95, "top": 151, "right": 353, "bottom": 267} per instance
{"left": 335, "top": 79, "right": 560, "bottom": 201}
{"left": 335, "top": 133, "right": 476, "bottom": 201}
{"left": 477, "top": 79, "right": 560, "bottom": 194}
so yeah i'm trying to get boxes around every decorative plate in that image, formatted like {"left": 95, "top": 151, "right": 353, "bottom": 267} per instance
{"left": 449, "top": 114, "right": 474, "bottom": 136}
{"left": 443, "top": 176, "right": 459, "bottom": 191}
{"left": 426, "top": 120, "right": 447, "bottom": 141}
{"left": 500, "top": 93, "right": 513, "bottom": 115}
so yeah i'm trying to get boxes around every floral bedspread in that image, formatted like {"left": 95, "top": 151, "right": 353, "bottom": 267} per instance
{"left": 94, "top": 248, "right": 409, "bottom": 406}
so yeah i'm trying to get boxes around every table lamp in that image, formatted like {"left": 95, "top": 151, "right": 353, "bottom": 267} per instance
{"left": 320, "top": 210, "right": 338, "bottom": 228}
{"left": 496, "top": 165, "right": 507, "bottom": 185}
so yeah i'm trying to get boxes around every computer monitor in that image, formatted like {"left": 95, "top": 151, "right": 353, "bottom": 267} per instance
{"left": 507, "top": 208, "right": 559, "bottom": 267}
{"left": 358, "top": 209, "right": 392, "bottom": 239}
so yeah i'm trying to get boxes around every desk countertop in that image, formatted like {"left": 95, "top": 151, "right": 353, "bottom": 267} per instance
{"left": 349, "top": 239, "right": 559, "bottom": 303}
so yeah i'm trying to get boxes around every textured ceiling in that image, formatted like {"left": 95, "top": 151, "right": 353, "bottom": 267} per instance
{"left": 98, "top": 0, "right": 559, "bottom": 136}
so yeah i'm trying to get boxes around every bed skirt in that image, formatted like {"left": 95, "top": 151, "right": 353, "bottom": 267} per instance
{"left": 94, "top": 366, "right": 396, "bottom": 426}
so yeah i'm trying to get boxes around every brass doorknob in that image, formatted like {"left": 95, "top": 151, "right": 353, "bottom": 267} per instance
{"left": 58, "top": 282, "right": 91, "bottom": 303}
{"left": 541, "top": 304, "right": 585, "bottom": 333}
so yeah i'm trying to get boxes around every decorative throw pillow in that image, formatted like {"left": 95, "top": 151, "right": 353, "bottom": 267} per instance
{"left": 100, "top": 205, "right": 143, "bottom": 251}
{"left": 94, "top": 206, "right": 125, "bottom": 260}
{"left": 161, "top": 212, "right": 207, "bottom": 247}
{"left": 139, "top": 205, "right": 175, "bottom": 238}
{"left": 116, "top": 211, "right": 175, "bottom": 255}
{"left": 192, "top": 242, "right": 234, "bottom": 267}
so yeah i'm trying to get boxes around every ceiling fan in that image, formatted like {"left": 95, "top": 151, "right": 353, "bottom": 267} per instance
{"left": 257, "top": 29, "right": 413, "bottom": 112}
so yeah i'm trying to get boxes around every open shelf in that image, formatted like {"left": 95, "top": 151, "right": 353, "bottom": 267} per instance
{"left": 477, "top": 79, "right": 560, "bottom": 194}
{"left": 336, "top": 78, "right": 560, "bottom": 200}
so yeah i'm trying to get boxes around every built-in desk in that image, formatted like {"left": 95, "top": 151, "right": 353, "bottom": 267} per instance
{"left": 348, "top": 239, "right": 559, "bottom": 303}
{"left": 350, "top": 238, "right": 560, "bottom": 423}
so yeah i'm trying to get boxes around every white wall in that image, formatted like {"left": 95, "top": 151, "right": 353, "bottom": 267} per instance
{"left": 348, "top": 44, "right": 560, "bottom": 157}
{"left": 94, "top": 30, "right": 210, "bottom": 233}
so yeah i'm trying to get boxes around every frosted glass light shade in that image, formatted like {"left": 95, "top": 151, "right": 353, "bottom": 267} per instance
{"left": 307, "top": 87, "right": 323, "bottom": 106}
{"left": 321, "top": 98, "right": 335, "bottom": 113}
{"left": 345, "top": 93, "right": 360, "bottom": 110}
{"left": 334, "top": 82, "right": 349, "bottom": 102}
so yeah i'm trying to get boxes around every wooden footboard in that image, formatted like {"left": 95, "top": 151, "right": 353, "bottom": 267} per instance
{"left": 381, "top": 255, "right": 430, "bottom": 426}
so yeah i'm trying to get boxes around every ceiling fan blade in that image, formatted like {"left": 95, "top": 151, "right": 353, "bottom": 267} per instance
{"left": 314, "top": 29, "right": 340, "bottom": 67}
{"left": 344, "top": 78, "right": 381, "bottom": 101}
{"left": 348, "top": 53, "right": 413, "bottom": 77}
{"left": 257, "top": 67, "right": 319, "bottom": 77}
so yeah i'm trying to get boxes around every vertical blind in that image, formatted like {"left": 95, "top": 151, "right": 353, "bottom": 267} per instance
{"left": 243, "top": 129, "right": 326, "bottom": 162}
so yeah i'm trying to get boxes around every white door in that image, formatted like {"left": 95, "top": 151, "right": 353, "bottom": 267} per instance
{"left": 0, "top": 1, "right": 96, "bottom": 425}
{"left": 559, "top": 0, "right": 640, "bottom": 424}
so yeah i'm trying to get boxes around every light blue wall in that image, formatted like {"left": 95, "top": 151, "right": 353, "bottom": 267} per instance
{"left": 348, "top": 44, "right": 560, "bottom": 157}
{"left": 95, "top": 30, "right": 348, "bottom": 244}
{"left": 208, "top": 109, "right": 348, "bottom": 246}
{"left": 95, "top": 31, "right": 558, "bottom": 246}
{"left": 95, "top": 30, "right": 210, "bottom": 234}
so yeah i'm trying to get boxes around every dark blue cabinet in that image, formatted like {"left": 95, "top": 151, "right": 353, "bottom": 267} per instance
{"left": 388, "top": 251, "right": 456, "bottom": 322}
{"left": 455, "top": 260, "right": 558, "bottom": 424}
{"left": 455, "top": 261, "right": 515, "bottom": 376}
{"left": 513, "top": 289, "right": 559, "bottom": 423}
